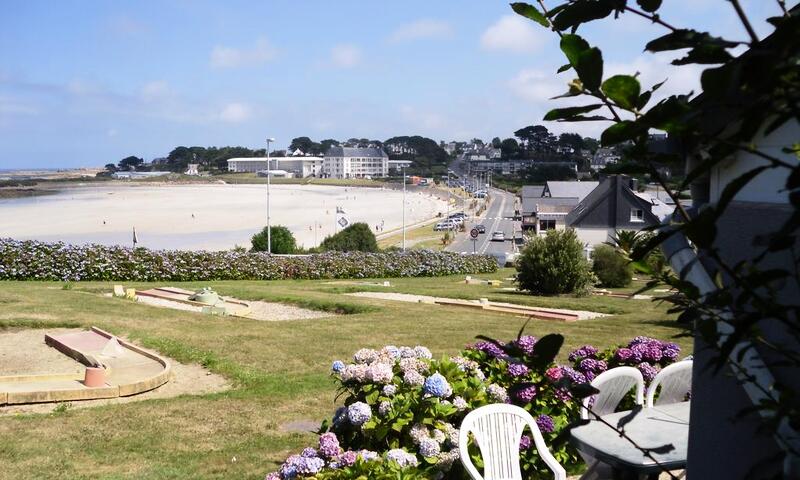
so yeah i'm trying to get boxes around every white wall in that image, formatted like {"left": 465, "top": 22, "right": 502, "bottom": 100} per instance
{"left": 574, "top": 227, "right": 614, "bottom": 246}
{"left": 710, "top": 120, "right": 798, "bottom": 205}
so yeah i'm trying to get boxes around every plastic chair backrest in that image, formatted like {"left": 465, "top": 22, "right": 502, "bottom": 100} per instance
{"left": 581, "top": 366, "right": 644, "bottom": 420}
{"left": 646, "top": 360, "right": 693, "bottom": 408}
{"left": 459, "top": 403, "right": 566, "bottom": 480}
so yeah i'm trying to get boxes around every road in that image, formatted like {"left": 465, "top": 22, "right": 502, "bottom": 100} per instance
{"left": 446, "top": 188, "right": 520, "bottom": 259}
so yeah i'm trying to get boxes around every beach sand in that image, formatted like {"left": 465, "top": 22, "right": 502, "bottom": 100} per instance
{"left": 0, "top": 183, "right": 447, "bottom": 250}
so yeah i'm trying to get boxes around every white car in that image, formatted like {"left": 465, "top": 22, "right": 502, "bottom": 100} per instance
{"left": 491, "top": 231, "right": 505, "bottom": 241}
{"left": 434, "top": 220, "right": 456, "bottom": 231}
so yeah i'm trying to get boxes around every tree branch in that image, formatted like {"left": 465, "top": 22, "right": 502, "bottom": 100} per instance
{"left": 728, "top": 0, "right": 760, "bottom": 44}
{"left": 623, "top": 6, "right": 678, "bottom": 31}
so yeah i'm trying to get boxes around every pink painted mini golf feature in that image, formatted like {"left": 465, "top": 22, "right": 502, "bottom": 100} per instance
{"left": 0, "top": 327, "right": 170, "bottom": 406}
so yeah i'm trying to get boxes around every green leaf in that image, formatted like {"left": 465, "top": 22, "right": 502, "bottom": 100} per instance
{"left": 672, "top": 45, "right": 733, "bottom": 65}
{"left": 645, "top": 29, "right": 739, "bottom": 53}
{"left": 556, "top": 63, "right": 572, "bottom": 73}
{"left": 600, "top": 121, "right": 644, "bottom": 145}
{"left": 636, "top": 0, "right": 662, "bottom": 12}
{"left": 559, "top": 34, "right": 603, "bottom": 91}
{"left": 511, "top": 2, "right": 550, "bottom": 27}
{"left": 551, "top": 0, "right": 615, "bottom": 31}
{"left": 543, "top": 104, "right": 604, "bottom": 121}
{"left": 601, "top": 75, "right": 641, "bottom": 110}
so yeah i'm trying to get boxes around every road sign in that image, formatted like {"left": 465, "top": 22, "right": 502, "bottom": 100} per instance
{"left": 470, "top": 228, "right": 479, "bottom": 239}
{"left": 338, "top": 217, "right": 349, "bottom": 228}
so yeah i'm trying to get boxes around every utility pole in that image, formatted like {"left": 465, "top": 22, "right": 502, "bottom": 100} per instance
{"left": 266, "top": 137, "right": 275, "bottom": 254}
{"left": 402, "top": 165, "right": 406, "bottom": 252}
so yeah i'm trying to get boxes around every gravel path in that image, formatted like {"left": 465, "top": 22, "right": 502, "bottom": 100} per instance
{"left": 346, "top": 292, "right": 606, "bottom": 320}
{"left": 0, "top": 328, "right": 84, "bottom": 376}
{"left": 135, "top": 295, "right": 333, "bottom": 321}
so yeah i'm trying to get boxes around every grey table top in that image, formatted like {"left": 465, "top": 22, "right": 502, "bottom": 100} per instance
{"left": 570, "top": 402, "right": 690, "bottom": 473}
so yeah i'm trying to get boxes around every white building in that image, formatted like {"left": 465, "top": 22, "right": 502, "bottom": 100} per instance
{"left": 227, "top": 157, "right": 323, "bottom": 177}
{"left": 323, "top": 146, "right": 388, "bottom": 179}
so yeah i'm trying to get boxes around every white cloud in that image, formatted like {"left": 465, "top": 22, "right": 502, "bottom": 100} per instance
{"left": 210, "top": 37, "right": 277, "bottom": 68}
{"left": 219, "top": 102, "right": 252, "bottom": 123}
{"left": 330, "top": 44, "right": 362, "bottom": 68}
{"left": 139, "top": 80, "right": 170, "bottom": 101}
{"left": 480, "top": 15, "right": 544, "bottom": 54}
{"left": 388, "top": 19, "right": 453, "bottom": 43}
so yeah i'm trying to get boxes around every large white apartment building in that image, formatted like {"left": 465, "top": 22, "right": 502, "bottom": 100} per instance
{"left": 323, "top": 146, "right": 388, "bottom": 179}
{"left": 227, "top": 157, "right": 324, "bottom": 177}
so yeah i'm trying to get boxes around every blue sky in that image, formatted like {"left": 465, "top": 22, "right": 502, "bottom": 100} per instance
{"left": 0, "top": 0, "right": 786, "bottom": 168}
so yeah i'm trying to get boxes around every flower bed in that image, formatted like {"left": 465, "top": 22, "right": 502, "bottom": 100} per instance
{"left": 0, "top": 238, "right": 497, "bottom": 281}
{"left": 265, "top": 336, "right": 682, "bottom": 479}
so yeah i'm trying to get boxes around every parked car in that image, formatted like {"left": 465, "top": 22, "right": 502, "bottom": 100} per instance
{"left": 474, "top": 191, "right": 487, "bottom": 199}
{"left": 491, "top": 231, "right": 505, "bottom": 241}
{"left": 434, "top": 220, "right": 456, "bottom": 231}
{"left": 475, "top": 224, "right": 486, "bottom": 234}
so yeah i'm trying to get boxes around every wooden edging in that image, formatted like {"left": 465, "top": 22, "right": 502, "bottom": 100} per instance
{"left": 1, "top": 328, "right": 171, "bottom": 406}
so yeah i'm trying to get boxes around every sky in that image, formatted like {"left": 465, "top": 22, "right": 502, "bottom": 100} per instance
{"left": 0, "top": 0, "right": 787, "bottom": 168}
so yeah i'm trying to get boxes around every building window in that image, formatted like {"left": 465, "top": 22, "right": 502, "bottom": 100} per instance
{"left": 631, "top": 209, "right": 644, "bottom": 222}
{"left": 539, "top": 219, "right": 556, "bottom": 231}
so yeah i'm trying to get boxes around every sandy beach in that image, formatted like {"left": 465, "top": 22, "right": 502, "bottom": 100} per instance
{"left": 0, "top": 183, "right": 447, "bottom": 250}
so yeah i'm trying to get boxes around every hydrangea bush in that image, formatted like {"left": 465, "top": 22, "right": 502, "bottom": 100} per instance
{"left": 0, "top": 238, "right": 496, "bottom": 281}
{"left": 265, "top": 336, "right": 682, "bottom": 479}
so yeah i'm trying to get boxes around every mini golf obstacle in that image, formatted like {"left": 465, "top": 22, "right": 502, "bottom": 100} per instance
{"left": 0, "top": 327, "right": 170, "bottom": 406}
{"left": 133, "top": 286, "right": 251, "bottom": 316}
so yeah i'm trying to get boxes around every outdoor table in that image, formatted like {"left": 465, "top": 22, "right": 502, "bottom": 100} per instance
{"left": 570, "top": 402, "right": 690, "bottom": 479}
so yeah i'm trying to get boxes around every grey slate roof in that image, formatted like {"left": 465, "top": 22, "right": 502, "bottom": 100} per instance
{"left": 521, "top": 185, "right": 544, "bottom": 199}
{"left": 544, "top": 181, "right": 599, "bottom": 201}
{"left": 521, "top": 196, "right": 579, "bottom": 216}
{"left": 325, "top": 146, "right": 388, "bottom": 158}
{"left": 565, "top": 175, "right": 659, "bottom": 228}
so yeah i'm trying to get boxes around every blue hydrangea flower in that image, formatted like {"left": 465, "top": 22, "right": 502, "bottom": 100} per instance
{"left": 418, "top": 438, "right": 441, "bottom": 457}
{"left": 331, "top": 360, "right": 345, "bottom": 373}
{"left": 423, "top": 373, "right": 452, "bottom": 398}
{"left": 347, "top": 402, "right": 372, "bottom": 425}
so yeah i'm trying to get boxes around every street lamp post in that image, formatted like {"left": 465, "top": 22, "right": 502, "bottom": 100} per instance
{"left": 402, "top": 165, "right": 406, "bottom": 252}
{"left": 266, "top": 137, "right": 275, "bottom": 254}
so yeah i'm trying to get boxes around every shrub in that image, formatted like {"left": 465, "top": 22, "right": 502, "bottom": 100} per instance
{"left": 320, "top": 223, "right": 379, "bottom": 252}
{"left": 516, "top": 230, "right": 593, "bottom": 295}
{"left": 0, "top": 238, "right": 496, "bottom": 281}
{"left": 250, "top": 225, "right": 297, "bottom": 254}
{"left": 592, "top": 244, "right": 632, "bottom": 288}
{"left": 265, "top": 335, "right": 681, "bottom": 479}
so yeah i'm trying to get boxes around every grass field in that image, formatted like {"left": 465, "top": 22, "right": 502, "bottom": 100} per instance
{"left": 377, "top": 222, "right": 447, "bottom": 250}
{"left": 0, "top": 270, "right": 688, "bottom": 479}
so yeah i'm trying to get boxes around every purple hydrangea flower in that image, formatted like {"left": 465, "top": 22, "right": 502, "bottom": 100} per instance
{"left": 423, "top": 373, "right": 452, "bottom": 398}
{"left": 519, "top": 435, "right": 532, "bottom": 450}
{"left": 514, "top": 384, "right": 537, "bottom": 403}
{"left": 568, "top": 345, "right": 598, "bottom": 362}
{"left": 470, "top": 341, "right": 505, "bottom": 358}
{"left": 579, "top": 358, "right": 608, "bottom": 375}
{"left": 279, "top": 455, "right": 302, "bottom": 479}
{"left": 536, "top": 414, "right": 555, "bottom": 433}
{"left": 334, "top": 450, "right": 357, "bottom": 468}
{"left": 637, "top": 362, "right": 660, "bottom": 383}
{"left": 403, "top": 369, "right": 425, "bottom": 386}
{"left": 662, "top": 343, "right": 681, "bottom": 361}
{"left": 301, "top": 447, "right": 318, "bottom": 458}
{"left": 514, "top": 335, "right": 537, "bottom": 355}
{"left": 615, "top": 347, "right": 633, "bottom": 363}
{"left": 264, "top": 473, "right": 280, "bottom": 480}
{"left": 418, "top": 438, "right": 441, "bottom": 457}
{"left": 507, "top": 362, "right": 530, "bottom": 377}
{"left": 382, "top": 384, "right": 397, "bottom": 396}
{"left": 318, "top": 432, "right": 340, "bottom": 458}
{"left": 452, "top": 396, "right": 468, "bottom": 411}
{"left": 296, "top": 456, "right": 325, "bottom": 475}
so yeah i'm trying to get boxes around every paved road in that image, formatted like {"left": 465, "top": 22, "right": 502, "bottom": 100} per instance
{"left": 446, "top": 188, "right": 520, "bottom": 257}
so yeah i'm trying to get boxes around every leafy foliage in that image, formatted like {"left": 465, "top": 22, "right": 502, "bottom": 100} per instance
{"left": 516, "top": 230, "right": 594, "bottom": 295}
{"left": 250, "top": 225, "right": 297, "bottom": 254}
{"left": 320, "top": 223, "right": 379, "bottom": 253}
{"left": 591, "top": 244, "right": 633, "bottom": 288}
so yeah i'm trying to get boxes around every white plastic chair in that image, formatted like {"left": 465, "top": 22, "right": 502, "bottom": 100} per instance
{"left": 646, "top": 360, "right": 693, "bottom": 408}
{"left": 581, "top": 366, "right": 645, "bottom": 420}
{"left": 459, "top": 403, "right": 566, "bottom": 480}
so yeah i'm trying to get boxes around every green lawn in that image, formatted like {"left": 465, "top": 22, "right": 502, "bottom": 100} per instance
{"left": 0, "top": 270, "right": 688, "bottom": 479}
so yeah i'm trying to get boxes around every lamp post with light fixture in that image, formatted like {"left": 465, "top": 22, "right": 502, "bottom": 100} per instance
{"left": 266, "top": 137, "right": 275, "bottom": 254}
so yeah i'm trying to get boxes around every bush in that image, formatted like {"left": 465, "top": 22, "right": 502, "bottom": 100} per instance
{"left": 516, "top": 230, "right": 593, "bottom": 295}
{"left": 250, "top": 225, "right": 297, "bottom": 254}
{"left": 264, "top": 335, "right": 682, "bottom": 479}
{"left": 320, "top": 223, "right": 378, "bottom": 252}
{"left": 0, "top": 238, "right": 496, "bottom": 281}
{"left": 592, "top": 244, "right": 632, "bottom": 288}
